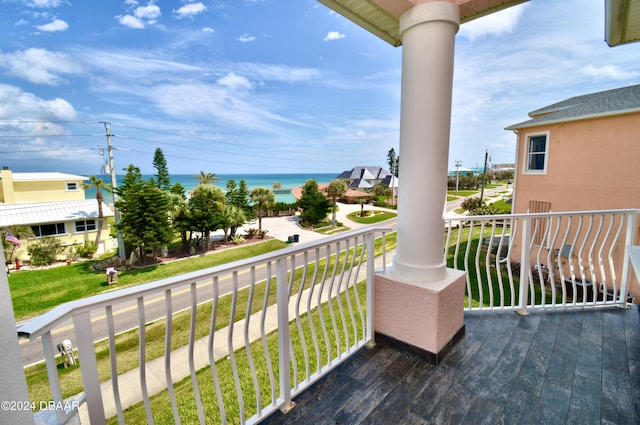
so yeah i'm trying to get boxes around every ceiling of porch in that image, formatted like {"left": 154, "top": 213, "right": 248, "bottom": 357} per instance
{"left": 317, "top": 0, "right": 640, "bottom": 47}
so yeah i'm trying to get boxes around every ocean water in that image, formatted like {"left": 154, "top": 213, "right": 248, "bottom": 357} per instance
{"left": 85, "top": 173, "right": 336, "bottom": 204}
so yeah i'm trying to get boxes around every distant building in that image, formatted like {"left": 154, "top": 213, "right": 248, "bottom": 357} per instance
{"left": 0, "top": 168, "right": 115, "bottom": 260}
{"left": 491, "top": 163, "right": 515, "bottom": 172}
{"left": 336, "top": 166, "right": 398, "bottom": 190}
{"left": 448, "top": 167, "right": 475, "bottom": 177}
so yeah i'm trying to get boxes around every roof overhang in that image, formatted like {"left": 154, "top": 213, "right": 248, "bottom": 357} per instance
{"left": 605, "top": 0, "right": 640, "bottom": 46}
{"left": 316, "top": 0, "right": 530, "bottom": 46}
{"left": 505, "top": 107, "right": 640, "bottom": 131}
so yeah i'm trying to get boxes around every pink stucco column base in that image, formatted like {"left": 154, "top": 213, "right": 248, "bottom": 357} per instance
{"left": 374, "top": 268, "right": 465, "bottom": 361}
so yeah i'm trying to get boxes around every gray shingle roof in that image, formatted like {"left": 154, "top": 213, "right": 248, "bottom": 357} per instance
{"left": 506, "top": 84, "right": 640, "bottom": 130}
{"left": 336, "top": 166, "right": 393, "bottom": 189}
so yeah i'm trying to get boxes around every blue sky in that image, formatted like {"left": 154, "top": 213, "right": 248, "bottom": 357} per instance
{"left": 0, "top": 0, "right": 638, "bottom": 176}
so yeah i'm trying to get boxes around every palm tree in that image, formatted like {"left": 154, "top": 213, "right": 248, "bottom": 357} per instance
{"left": 83, "top": 176, "right": 112, "bottom": 245}
{"left": 195, "top": 171, "right": 219, "bottom": 185}
{"left": 327, "top": 179, "right": 347, "bottom": 226}
{"left": 249, "top": 187, "right": 275, "bottom": 232}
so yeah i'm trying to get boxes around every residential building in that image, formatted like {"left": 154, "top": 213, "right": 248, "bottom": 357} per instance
{"left": 336, "top": 166, "right": 398, "bottom": 191}
{"left": 506, "top": 84, "right": 640, "bottom": 295}
{"left": 0, "top": 168, "right": 115, "bottom": 260}
{"left": 506, "top": 84, "right": 640, "bottom": 214}
{"left": 0, "top": 168, "right": 87, "bottom": 204}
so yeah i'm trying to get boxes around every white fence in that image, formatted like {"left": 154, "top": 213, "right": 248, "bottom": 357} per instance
{"left": 445, "top": 209, "right": 639, "bottom": 313}
{"left": 18, "top": 227, "right": 391, "bottom": 425}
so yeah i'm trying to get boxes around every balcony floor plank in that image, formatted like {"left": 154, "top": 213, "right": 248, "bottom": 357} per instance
{"left": 262, "top": 307, "right": 640, "bottom": 425}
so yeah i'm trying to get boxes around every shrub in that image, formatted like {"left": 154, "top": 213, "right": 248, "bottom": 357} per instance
{"left": 74, "top": 241, "right": 98, "bottom": 259}
{"left": 231, "top": 235, "right": 244, "bottom": 245}
{"left": 27, "top": 237, "right": 64, "bottom": 266}
{"left": 245, "top": 228, "right": 258, "bottom": 239}
{"left": 468, "top": 205, "right": 501, "bottom": 216}
{"left": 272, "top": 201, "right": 296, "bottom": 212}
{"left": 461, "top": 197, "right": 485, "bottom": 211}
{"left": 258, "top": 229, "right": 269, "bottom": 239}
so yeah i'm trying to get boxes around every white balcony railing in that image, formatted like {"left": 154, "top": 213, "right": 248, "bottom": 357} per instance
{"left": 445, "top": 209, "right": 639, "bottom": 313}
{"left": 16, "top": 209, "right": 639, "bottom": 424}
{"left": 18, "top": 227, "right": 391, "bottom": 425}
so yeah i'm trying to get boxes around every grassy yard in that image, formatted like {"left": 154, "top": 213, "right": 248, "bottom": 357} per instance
{"left": 346, "top": 210, "right": 397, "bottom": 224}
{"left": 10, "top": 240, "right": 288, "bottom": 321}
{"left": 447, "top": 190, "right": 478, "bottom": 197}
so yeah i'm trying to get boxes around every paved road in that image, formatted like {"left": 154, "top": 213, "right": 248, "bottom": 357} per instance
{"left": 19, "top": 185, "right": 509, "bottom": 366}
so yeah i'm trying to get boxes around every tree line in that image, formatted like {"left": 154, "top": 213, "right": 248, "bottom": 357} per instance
{"left": 102, "top": 148, "right": 343, "bottom": 264}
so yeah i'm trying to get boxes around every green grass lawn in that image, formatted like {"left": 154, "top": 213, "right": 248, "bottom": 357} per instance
{"left": 346, "top": 210, "right": 397, "bottom": 224}
{"left": 489, "top": 199, "right": 513, "bottom": 214}
{"left": 447, "top": 190, "right": 478, "bottom": 197}
{"left": 10, "top": 240, "right": 288, "bottom": 321}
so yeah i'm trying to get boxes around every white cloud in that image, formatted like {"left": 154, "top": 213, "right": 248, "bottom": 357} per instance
{"left": 174, "top": 3, "right": 207, "bottom": 19}
{"left": 36, "top": 18, "right": 69, "bottom": 32}
{"left": 459, "top": 5, "right": 526, "bottom": 41}
{"left": 238, "top": 33, "right": 256, "bottom": 43}
{"left": 581, "top": 64, "right": 640, "bottom": 80}
{"left": 202, "top": 27, "right": 214, "bottom": 33}
{"left": 25, "top": 0, "right": 62, "bottom": 7}
{"left": 217, "top": 72, "right": 252, "bottom": 90}
{"left": 233, "top": 63, "right": 321, "bottom": 82}
{"left": 118, "top": 15, "right": 145, "bottom": 29}
{"left": 323, "top": 31, "right": 345, "bottom": 41}
{"left": 135, "top": 4, "right": 161, "bottom": 22}
{"left": 118, "top": 2, "right": 161, "bottom": 28}
{"left": 0, "top": 48, "right": 81, "bottom": 85}
{"left": 0, "top": 84, "right": 76, "bottom": 121}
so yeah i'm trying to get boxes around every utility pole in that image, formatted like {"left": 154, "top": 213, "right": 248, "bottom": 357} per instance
{"left": 103, "top": 122, "right": 126, "bottom": 263}
{"left": 479, "top": 149, "right": 490, "bottom": 205}
{"left": 454, "top": 160, "right": 462, "bottom": 192}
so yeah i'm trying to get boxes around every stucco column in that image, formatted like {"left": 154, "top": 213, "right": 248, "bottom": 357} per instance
{"left": 391, "top": 1, "right": 459, "bottom": 283}
{"left": 375, "top": 0, "right": 464, "bottom": 362}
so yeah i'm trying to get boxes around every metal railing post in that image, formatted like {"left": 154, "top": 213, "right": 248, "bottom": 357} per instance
{"left": 276, "top": 257, "right": 294, "bottom": 413}
{"left": 619, "top": 211, "right": 637, "bottom": 307}
{"left": 41, "top": 332, "right": 71, "bottom": 424}
{"left": 72, "top": 311, "right": 106, "bottom": 424}
{"left": 517, "top": 217, "right": 531, "bottom": 315}
{"left": 365, "top": 232, "right": 376, "bottom": 346}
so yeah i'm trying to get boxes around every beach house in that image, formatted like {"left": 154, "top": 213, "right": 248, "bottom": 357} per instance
{"left": 0, "top": 168, "right": 115, "bottom": 262}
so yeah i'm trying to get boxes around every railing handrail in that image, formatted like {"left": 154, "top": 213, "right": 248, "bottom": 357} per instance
{"left": 446, "top": 208, "right": 640, "bottom": 222}
{"left": 18, "top": 226, "right": 392, "bottom": 341}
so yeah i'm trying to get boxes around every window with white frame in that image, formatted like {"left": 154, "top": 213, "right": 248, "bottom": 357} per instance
{"left": 75, "top": 220, "right": 97, "bottom": 233}
{"left": 66, "top": 182, "right": 78, "bottom": 191}
{"left": 523, "top": 131, "right": 549, "bottom": 174}
{"left": 32, "top": 223, "right": 66, "bottom": 237}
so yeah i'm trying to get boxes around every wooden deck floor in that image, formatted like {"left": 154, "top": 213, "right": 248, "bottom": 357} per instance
{"left": 262, "top": 307, "right": 640, "bottom": 425}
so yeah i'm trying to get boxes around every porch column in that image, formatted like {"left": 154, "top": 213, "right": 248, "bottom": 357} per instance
{"left": 0, "top": 257, "right": 36, "bottom": 425}
{"left": 376, "top": 1, "right": 465, "bottom": 363}
{"left": 392, "top": 0, "right": 458, "bottom": 282}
